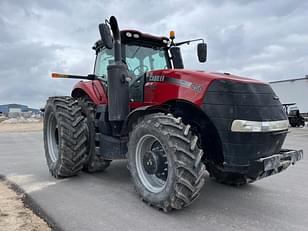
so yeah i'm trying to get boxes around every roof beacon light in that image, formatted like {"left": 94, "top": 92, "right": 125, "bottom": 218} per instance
{"left": 169, "top": 30, "right": 175, "bottom": 39}
{"left": 133, "top": 33, "right": 140, "bottom": 38}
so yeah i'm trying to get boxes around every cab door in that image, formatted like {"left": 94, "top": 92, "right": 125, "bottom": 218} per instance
{"left": 125, "top": 45, "right": 168, "bottom": 103}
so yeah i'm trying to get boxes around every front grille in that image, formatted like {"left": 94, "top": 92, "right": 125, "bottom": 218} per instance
{"left": 201, "top": 79, "right": 287, "bottom": 166}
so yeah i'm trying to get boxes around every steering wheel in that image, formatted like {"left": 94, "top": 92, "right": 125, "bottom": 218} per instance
{"left": 133, "top": 65, "right": 149, "bottom": 76}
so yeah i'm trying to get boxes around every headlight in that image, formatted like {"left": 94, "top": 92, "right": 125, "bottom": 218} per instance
{"left": 231, "top": 120, "right": 289, "bottom": 132}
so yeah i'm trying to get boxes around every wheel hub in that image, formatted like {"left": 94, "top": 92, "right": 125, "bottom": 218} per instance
{"left": 143, "top": 151, "right": 160, "bottom": 175}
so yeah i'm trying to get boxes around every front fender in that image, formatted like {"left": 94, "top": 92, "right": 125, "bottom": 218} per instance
{"left": 122, "top": 105, "right": 169, "bottom": 135}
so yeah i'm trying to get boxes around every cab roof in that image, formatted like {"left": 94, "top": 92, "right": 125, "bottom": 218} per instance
{"left": 121, "top": 29, "right": 169, "bottom": 48}
{"left": 93, "top": 30, "right": 169, "bottom": 52}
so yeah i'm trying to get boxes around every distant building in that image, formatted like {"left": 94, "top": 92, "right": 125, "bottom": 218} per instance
{"left": 270, "top": 75, "right": 308, "bottom": 114}
{"left": 0, "top": 104, "right": 40, "bottom": 114}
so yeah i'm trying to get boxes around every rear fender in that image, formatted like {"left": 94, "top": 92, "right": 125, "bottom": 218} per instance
{"left": 71, "top": 80, "right": 107, "bottom": 104}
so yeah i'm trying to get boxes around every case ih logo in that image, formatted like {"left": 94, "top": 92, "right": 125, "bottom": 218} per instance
{"left": 146, "top": 74, "right": 165, "bottom": 82}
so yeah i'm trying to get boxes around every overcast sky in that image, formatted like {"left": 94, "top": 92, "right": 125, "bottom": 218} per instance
{"left": 0, "top": 0, "right": 307, "bottom": 108}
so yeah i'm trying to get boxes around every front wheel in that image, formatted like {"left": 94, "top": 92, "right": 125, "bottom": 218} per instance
{"left": 128, "top": 113, "right": 206, "bottom": 211}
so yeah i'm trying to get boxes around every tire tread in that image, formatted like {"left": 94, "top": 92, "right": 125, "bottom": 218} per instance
{"left": 44, "top": 96, "right": 88, "bottom": 178}
{"left": 129, "top": 112, "right": 206, "bottom": 211}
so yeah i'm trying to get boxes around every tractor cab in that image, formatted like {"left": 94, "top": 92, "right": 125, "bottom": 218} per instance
{"left": 93, "top": 30, "right": 170, "bottom": 84}
{"left": 93, "top": 29, "right": 206, "bottom": 85}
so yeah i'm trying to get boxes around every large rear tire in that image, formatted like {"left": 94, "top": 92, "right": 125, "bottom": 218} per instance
{"left": 77, "top": 96, "right": 111, "bottom": 173}
{"left": 43, "top": 96, "right": 88, "bottom": 178}
{"left": 128, "top": 113, "right": 206, "bottom": 211}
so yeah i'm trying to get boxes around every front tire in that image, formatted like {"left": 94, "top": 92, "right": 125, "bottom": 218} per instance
{"left": 128, "top": 113, "right": 206, "bottom": 211}
{"left": 43, "top": 96, "right": 88, "bottom": 178}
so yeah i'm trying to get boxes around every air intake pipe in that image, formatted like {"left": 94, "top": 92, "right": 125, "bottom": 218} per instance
{"left": 109, "top": 16, "right": 121, "bottom": 63}
{"left": 107, "top": 16, "right": 129, "bottom": 122}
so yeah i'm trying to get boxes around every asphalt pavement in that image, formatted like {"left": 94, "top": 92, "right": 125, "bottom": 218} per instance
{"left": 0, "top": 128, "right": 307, "bottom": 231}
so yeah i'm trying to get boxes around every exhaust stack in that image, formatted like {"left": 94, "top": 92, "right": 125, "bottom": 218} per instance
{"left": 107, "top": 16, "right": 129, "bottom": 122}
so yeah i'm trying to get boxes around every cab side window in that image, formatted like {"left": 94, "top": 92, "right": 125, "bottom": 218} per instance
{"left": 94, "top": 48, "right": 114, "bottom": 81}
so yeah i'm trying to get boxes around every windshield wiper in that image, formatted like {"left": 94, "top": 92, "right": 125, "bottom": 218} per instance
{"left": 132, "top": 46, "right": 141, "bottom": 57}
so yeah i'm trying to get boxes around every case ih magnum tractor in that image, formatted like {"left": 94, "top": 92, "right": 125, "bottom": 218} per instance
{"left": 44, "top": 16, "right": 303, "bottom": 211}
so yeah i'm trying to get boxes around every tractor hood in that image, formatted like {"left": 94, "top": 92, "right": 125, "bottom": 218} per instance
{"left": 144, "top": 69, "right": 267, "bottom": 106}
{"left": 147, "top": 69, "right": 265, "bottom": 86}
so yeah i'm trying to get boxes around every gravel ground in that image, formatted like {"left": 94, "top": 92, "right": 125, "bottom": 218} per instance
{"left": 0, "top": 180, "right": 50, "bottom": 231}
{"left": 0, "top": 122, "right": 42, "bottom": 133}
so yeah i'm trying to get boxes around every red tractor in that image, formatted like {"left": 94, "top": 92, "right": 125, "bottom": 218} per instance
{"left": 44, "top": 16, "right": 303, "bottom": 211}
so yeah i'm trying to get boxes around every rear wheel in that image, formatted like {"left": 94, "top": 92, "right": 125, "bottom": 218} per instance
{"left": 78, "top": 96, "right": 111, "bottom": 172}
{"left": 128, "top": 113, "right": 206, "bottom": 211}
{"left": 43, "top": 96, "right": 88, "bottom": 178}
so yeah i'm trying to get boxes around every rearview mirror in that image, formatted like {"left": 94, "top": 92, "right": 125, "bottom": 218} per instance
{"left": 197, "top": 43, "right": 207, "bottom": 63}
{"left": 98, "top": 23, "right": 113, "bottom": 49}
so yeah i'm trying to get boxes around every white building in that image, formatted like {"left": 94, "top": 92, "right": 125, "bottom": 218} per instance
{"left": 270, "top": 76, "right": 308, "bottom": 113}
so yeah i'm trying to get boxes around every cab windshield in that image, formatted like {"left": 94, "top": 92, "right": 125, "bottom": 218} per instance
{"left": 94, "top": 44, "right": 169, "bottom": 83}
{"left": 125, "top": 44, "right": 169, "bottom": 79}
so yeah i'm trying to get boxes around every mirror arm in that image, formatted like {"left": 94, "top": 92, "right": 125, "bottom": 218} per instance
{"left": 175, "top": 38, "right": 204, "bottom": 46}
